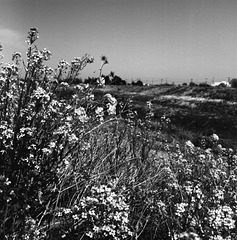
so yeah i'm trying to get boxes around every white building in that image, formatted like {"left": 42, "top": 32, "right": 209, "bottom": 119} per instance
{"left": 211, "top": 79, "right": 231, "bottom": 87}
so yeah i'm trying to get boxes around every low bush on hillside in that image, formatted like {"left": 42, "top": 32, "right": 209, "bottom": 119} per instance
{"left": 0, "top": 28, "right": 237, "bottom": 240}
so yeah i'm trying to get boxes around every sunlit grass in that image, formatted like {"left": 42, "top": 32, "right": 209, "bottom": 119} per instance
{"left": 160, "top": 94, "right": 237, "bottom": 105}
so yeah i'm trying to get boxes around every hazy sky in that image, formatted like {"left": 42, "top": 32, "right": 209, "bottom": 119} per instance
{"left": 1, "top": 0, "right": 237, "bottom": 83}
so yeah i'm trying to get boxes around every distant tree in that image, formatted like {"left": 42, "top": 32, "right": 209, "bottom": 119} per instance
{"left": 189, "top": 81, "right": 197, "bottom": 87}
{"left": 131, "top": 80, "right": 143, "bottom": 86}
{"left": 230, "top": 78, "right": 237, "bottom": 88}
{"left": 121, "top": 79, "right": 127, "bottom": 85}
{"left": 110, "top": 71, "right": 115, "bottom": 78}
{"left": 102, "top": 75, "right": 111, "bottom": 85}
{"left": 84, "top": 77, "right": 97, "bottom": 85}
{"left": 199, "top": 82, "right": 210, "bottom": 87}
{"left": 111, "top": 75, "right": 126, "bottom": 85}
{"left": 136, "top": 80, "right": 143, "bottom": 86}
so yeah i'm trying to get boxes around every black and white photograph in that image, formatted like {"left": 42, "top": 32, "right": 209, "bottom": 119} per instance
{"left": 0, "top": 1, "right": 237, "bottom": 239}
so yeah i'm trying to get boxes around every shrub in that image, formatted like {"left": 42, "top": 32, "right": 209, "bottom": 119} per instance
{"left": 49, "top": 183, "right": 132, "bottom": 240}
{"left": 0, "top": 27, "right": 119, "bottom": 239}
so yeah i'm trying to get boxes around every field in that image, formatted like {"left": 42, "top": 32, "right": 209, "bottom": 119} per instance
{"left": 1, "top": 28, "right": 237, "bottom": 240}
{"left": 95, "top": 85, "right": 237, "bottom": 148}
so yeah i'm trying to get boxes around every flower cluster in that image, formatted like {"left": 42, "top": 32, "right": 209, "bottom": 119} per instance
{"left": 174, "top": 231, "right": 201, "bottom": 240}
{"left": 53, "top": 183, "right": 132, "bottom": 240}
{"left": 56, "top": 54, "right": 94, "bottom": 81}
{"left": 32, "top": 86, "right": 50, "bottom": 101}
{"left": 2, "top": 62, "right": 19, "bottom": 77}
{"left": 57, "top": 59, "right": 70, "bottom": 70}
{"left": 129, "top": 132, "right": 237, "bottom": 239}
{"left": 69, "top": 55, "right": 94, "bottom": 79}
{"left": 97, "top": 76, "right": 105, "bottom": 86}
{"left": 95, "top": 106, "right": 104, "bottom": 122}
{"left": 22, "top": 217, "right": 46, "bottom": 240}
{"left": 79, "top": 184, "right": 132, "bottom": 240}
{"left": 11, "top": 52, "right": 22, "bottom": 69}
{"left": 208, "top": 205, "right": 235, "bottom": 231}
{"left": 74, "top": 106, "right": 89, "bottom": 123}
{"left": 104, "top": 93, "right": 117, "bottom": 115}
{"left": 0, "top": 121, "right": 14, "bottom": 149}
{"left": 28, "top": 48, "right": 52, "bottom": 67}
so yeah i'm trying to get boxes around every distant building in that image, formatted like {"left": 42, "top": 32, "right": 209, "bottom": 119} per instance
{"left": 211, "top": 79, "right": 231, "bottom": 87}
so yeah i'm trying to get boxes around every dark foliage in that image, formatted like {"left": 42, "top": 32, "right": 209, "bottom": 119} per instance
{"left": 132, "top": 80, "right": 144, "bottom": 86}
{"left": 230, "top": 78, "right": 237, "bottom": 88}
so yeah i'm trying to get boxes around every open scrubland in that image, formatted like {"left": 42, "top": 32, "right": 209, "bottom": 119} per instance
{"left": 95, "top": 85, "right": 237, "bottom": 149}
{"left": 1, "top": 28, "right": 237, "bottom": 240}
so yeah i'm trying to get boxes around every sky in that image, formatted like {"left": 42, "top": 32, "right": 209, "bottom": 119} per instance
{"left": 1, "top": 0, "right": 237, "bottom": 84}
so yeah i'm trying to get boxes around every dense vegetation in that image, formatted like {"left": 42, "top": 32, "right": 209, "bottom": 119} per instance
{"left": 0, "top": 28, "right": 237, "bottom": 240}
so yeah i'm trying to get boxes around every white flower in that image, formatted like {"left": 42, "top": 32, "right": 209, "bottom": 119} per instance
{"left": 185, "top": 140, "right": 195, "bottom": 148}
{"left": 68, "top": 133, "right": 78, "bottom": 144}
{"left": 86, "top": 231, "right": 93, "bottom": 238}
{"left": 74, "top": 107, "right": 88, "bottom": 122}
{"left": 212, "top": 134, "right": 219, "bottom": 141}
{"left": 74, "top": 85, "right": 83, "bottom": 91}
{"left": 95, "top": 107, "right": 104, "bottom": 115}
{"left": 95, "top": 107, "right": 104, "bottom": 121}
{"left": 49, "top": 142, "right": 56, "bottom": 148}
{"left": 104, "top": 93, "right": 117, "bottom": 105}
{"left": 77, "top": 183, "right": 131, "bottom": 239}
{"left": 175, "top": 203, "right": 188, "bottom": 217}
{"left": 208, "top": 205, "right": 235, "bottom": 230}
{"left": 63, "top": 208, "right": 72, "bottom": 214}
{"left": 33, "top": 87, "right": 50, "bottom": 101}
{"left": 66, "top": 116, "right": 72, "bottom": 122}
{"left": 97, "top": 77, "right": 105, "bottom": 86}
{"left": 64, "top": 159, "right": 70, "bottom": 168}
{"left": 106, "top": 103, "right": 116, "bottom": 115}
{"left": 42, "top": 148, "right": 52, "bottom": 154}
{"left": 60, "top": 82, "right": 69, "bottom": 87}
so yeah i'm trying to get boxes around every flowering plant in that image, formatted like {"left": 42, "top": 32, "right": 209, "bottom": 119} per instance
{"left": 49, "top": 182, "right": 132, "bottom": 240}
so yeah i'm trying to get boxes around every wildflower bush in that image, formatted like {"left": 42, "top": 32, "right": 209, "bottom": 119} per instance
{"left": 0, "top": 28, "right": 237, "bottom": 240}
{"left": 51, "top": 183, "right": 132, "bottom": 240}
